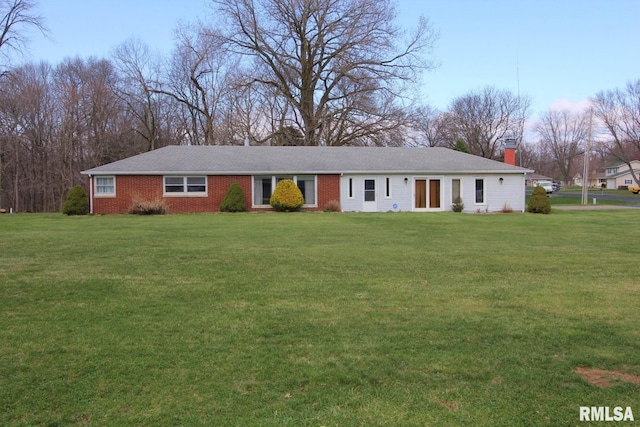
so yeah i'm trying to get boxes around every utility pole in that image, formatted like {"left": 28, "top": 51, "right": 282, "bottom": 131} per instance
{"left": 581, "top": 108, "right": 594, "bottom": 205}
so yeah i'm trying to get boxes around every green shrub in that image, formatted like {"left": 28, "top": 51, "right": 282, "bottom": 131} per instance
{"left": 62, "top": 185, "right": 90, "bottom": 215}
{"left": 220, "top": 182, "right": 247, "bottom": 212}
{"left": 451, "top": 197, "right": 464, "bottom": 212}
{"left": 270, "top": 179, "right": 304, "bottom": 212}
{"left": 129, "top": 197, "right": 167, "bottom": 215}
{"left": 527, "top": 186, "right": 551, "bottom": 214}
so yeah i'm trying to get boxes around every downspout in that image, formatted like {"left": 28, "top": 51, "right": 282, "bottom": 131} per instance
{"left": 88, "top": 174, "right": 93, "bottom": 214}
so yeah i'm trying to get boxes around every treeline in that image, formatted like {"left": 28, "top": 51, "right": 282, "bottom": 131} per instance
{"left": 0, "top": 0, "right": 638, "bottom": 212}
{"left": 0, "top": 57, "right": 179, "bottom": 212}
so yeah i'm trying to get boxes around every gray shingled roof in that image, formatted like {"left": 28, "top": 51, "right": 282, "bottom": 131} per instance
{"left": 81, "top": 145, "right": 532, "bottom": 175}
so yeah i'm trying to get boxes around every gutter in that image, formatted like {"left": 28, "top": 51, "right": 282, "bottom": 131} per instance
{"left": 88, "top": 174, "right": 93, "bottom": 215}
{"left": 80, "top": 168, "right": 535, "bottom": 176}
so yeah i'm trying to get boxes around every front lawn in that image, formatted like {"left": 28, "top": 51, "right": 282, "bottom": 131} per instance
{"left": 1, "top": 212, "right": 639, "bottom": 425}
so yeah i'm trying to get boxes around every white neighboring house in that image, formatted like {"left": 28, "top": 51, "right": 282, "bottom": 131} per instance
{"left": 604, "top": 160, "right": 640, "bottom": 189}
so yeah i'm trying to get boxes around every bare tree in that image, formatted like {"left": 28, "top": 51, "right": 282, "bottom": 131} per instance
{"left": 0, "top": 61, "right": 56, "bottom": 211}
{"left": 592, "top": 79, "right": 640, "bottom": 186}
{"left": 407, "top": 105, "right": 451, "bottom": 147}
{"left": 535, "top": 108, "right": 590, "bottom": 185}
{"left": 0, "top": 0, "right": 46, "bottom": 209}
{"left": 447, "top": 86, "right": 530, "bottom": 159}
{"left": 211, "top": 0, "right": 437, "bottom": 146}
{"left": 152, "top": 24, "right": 239, "bottom": 145}
{"left": 112, "top": 38, "right": 174, "bottom": 152}
{"left": 0, "top": 0, "right": 47, "bottom": 74}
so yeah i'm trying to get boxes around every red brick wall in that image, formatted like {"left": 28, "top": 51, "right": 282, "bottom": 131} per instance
{"left": 90, "top": 174, "right": 340, "bottom": 214}
{"left": 316, "top": 174, "right": 341, "bottom": 210}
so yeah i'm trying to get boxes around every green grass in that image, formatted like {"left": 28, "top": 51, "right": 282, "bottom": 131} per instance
{"left": 1, "top": 212, "right": 639, "bottom": 426}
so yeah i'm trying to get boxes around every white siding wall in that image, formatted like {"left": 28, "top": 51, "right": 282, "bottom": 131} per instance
{"left": 462, "top": 174, "right": 526, "bottom": 213}
{"left": 341, "top": 175, "right": 413, "bottom": 212}
{"left": 340, "top": 174, "right": 526, "bottom": 213}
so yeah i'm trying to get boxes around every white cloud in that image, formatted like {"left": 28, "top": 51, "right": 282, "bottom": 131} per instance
{"left": 548, "top": 98, "right": 592, "bottom": 113}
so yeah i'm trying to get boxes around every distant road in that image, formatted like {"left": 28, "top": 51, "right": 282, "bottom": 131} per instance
{"left": 554, "top": 191, "right": 640, "bottom": 204}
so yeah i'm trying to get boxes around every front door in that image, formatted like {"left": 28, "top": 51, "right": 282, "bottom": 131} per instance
{"left": 429, "top": 179, "right": 441, "bottom": 208}
{"left": 415, "top": 179, "right": 427, "bottom": 209}
{"left": 363, "top": 179, "right": 377, "bottom": 212}
{"left": 415, "top": 178, "right": 442, "bottom": 211}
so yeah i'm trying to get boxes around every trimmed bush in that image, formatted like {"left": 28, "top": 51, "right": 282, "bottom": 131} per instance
{"left": 527, "top": 186, "right": 551, "bottom": 214}
{"left": 220, "top": 182, "right": 247, "bottom": 212}
{"left": 270, "top": 179, "right": 304, "bottom": 212}
{"left": 62, "top": 185, "right": 90, "bottom": 215}
{"left": 451, "top": 197, "right": 464, "bottom": 213}
{"left": 129, "top": 197, "right": 167, "bottom": 215}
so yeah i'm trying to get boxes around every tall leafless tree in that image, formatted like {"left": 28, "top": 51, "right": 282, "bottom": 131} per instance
{"left": 447, "top": 86, "right": 530, "bottom": 159}
{"left": 407, "top": 105, "right": 451, "bottom": 147}
{"left": 112, "top": 38, "right": 175, "bottom": 152}
{"left": 211, "top": 0, "right": 437, "bottom": 146}
{"left": 0, "top": 0, "right": 47, "bottom": 74}
{"left": 592, "top": 79, "right": 640, "bottom": 186}
{"left": 152, "top": 24, "right": 239, "bottom": 145}
{"left": 535, "top": 108, "right": 590, "bottom": 185}
{"left": 0, "top": 0, "right": 46, "bottom": 209}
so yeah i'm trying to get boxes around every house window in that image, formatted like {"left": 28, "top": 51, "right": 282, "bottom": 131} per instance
{"left": 254, "top": 176, "right": 273, "bottom": 205}
{"left": 625, "top": 179, "right": 633, "bottom": 185}
{"left": 164, "top": 176, "right": 207, "bottom": 195}
{"left": 349, "top": 178, "right": 354, "bottom": 198}
{"left": 296, "top": 175, "right": 316, "bottom": 205}
{"left": 364, "top": 179, "right": 376, "bottom": 202}
{"left": 475, "top": 179, "right": 484, "bottom": 204}
{"left": 253, "top": 176, "right": 317, "bottom": 206}
{"left": 385, "top": 178, "right": 391, "bottom": 198}
{"left": 95, "top": 176, "right": 115, "bottom": 196}
{"left": 452, "top": 179, "right": 461, "bottom": 203}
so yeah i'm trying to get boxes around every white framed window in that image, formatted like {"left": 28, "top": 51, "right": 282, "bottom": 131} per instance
{"left": 95, "top": 176, "right": 115, "bottom": 196}
{"left": 253, "top": 175, "right": 317, "bottom": 207}
{"left": 163, "top": 176, "right": 207, "bottom": 195}
{"left": 296, "top": 175, "right": 316, "bottom": 205}
{"left": 452, "top": 178, "right": 462, "bottom": 203}
{"left": 475, "top": 179, "right": 485, "bottom": 204}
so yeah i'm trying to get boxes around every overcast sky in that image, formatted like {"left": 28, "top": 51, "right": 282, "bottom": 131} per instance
{"left": 21, "top": 0, "right": 640, "bottom": 117}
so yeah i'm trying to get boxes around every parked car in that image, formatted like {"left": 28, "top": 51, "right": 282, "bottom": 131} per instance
{"left": 537, "top": 181, "right": 554, "bottom": 195}
{"left": 629, "top": 185, "right": 640, "bottom": 194}
{"left": 552, "top": 181, "right": 561, "bottom": 192}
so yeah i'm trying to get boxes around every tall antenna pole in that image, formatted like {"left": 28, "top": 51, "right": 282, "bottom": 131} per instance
{"left": 516, "top": 52, "right": 523, "bottom": 166}
{"left": 581, "top": 108, "right": 594, "bottom": 205}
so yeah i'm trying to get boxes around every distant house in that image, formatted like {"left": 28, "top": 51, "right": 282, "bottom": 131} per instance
{"left": 603, "top": 160, "right": 640, "bottom": 189}
{"left": 526, "top": 173, "right": 554, "bottom": 187}
{"left": 81, "top": 145, "right": 533, "bottom": 214}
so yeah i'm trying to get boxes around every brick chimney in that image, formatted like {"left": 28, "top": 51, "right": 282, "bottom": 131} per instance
{"left": 504, "top": 139, "right": 517, "bottom": 166}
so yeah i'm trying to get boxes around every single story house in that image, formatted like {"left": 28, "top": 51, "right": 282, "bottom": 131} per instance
{"left": 81, "top": 145, "right": 533, "bottom": 214}
{"left": 603, "top": 160, "right": 640, "bottom": 189}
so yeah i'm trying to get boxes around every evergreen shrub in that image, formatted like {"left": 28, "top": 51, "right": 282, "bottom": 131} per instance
{"left": 62, "top": 185, "right": 90, "bottom": 215}
{"left": 220, "top": 182, "right": 247, "bottom": 212}
{"left": 270, "top": 179, "right": 304, "bottom": 211}
{"left": 527, "top": 186, "right": 551, "bottom": 214}
{"left": 451, "top": 197, "right": 464, "bottom": 212}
